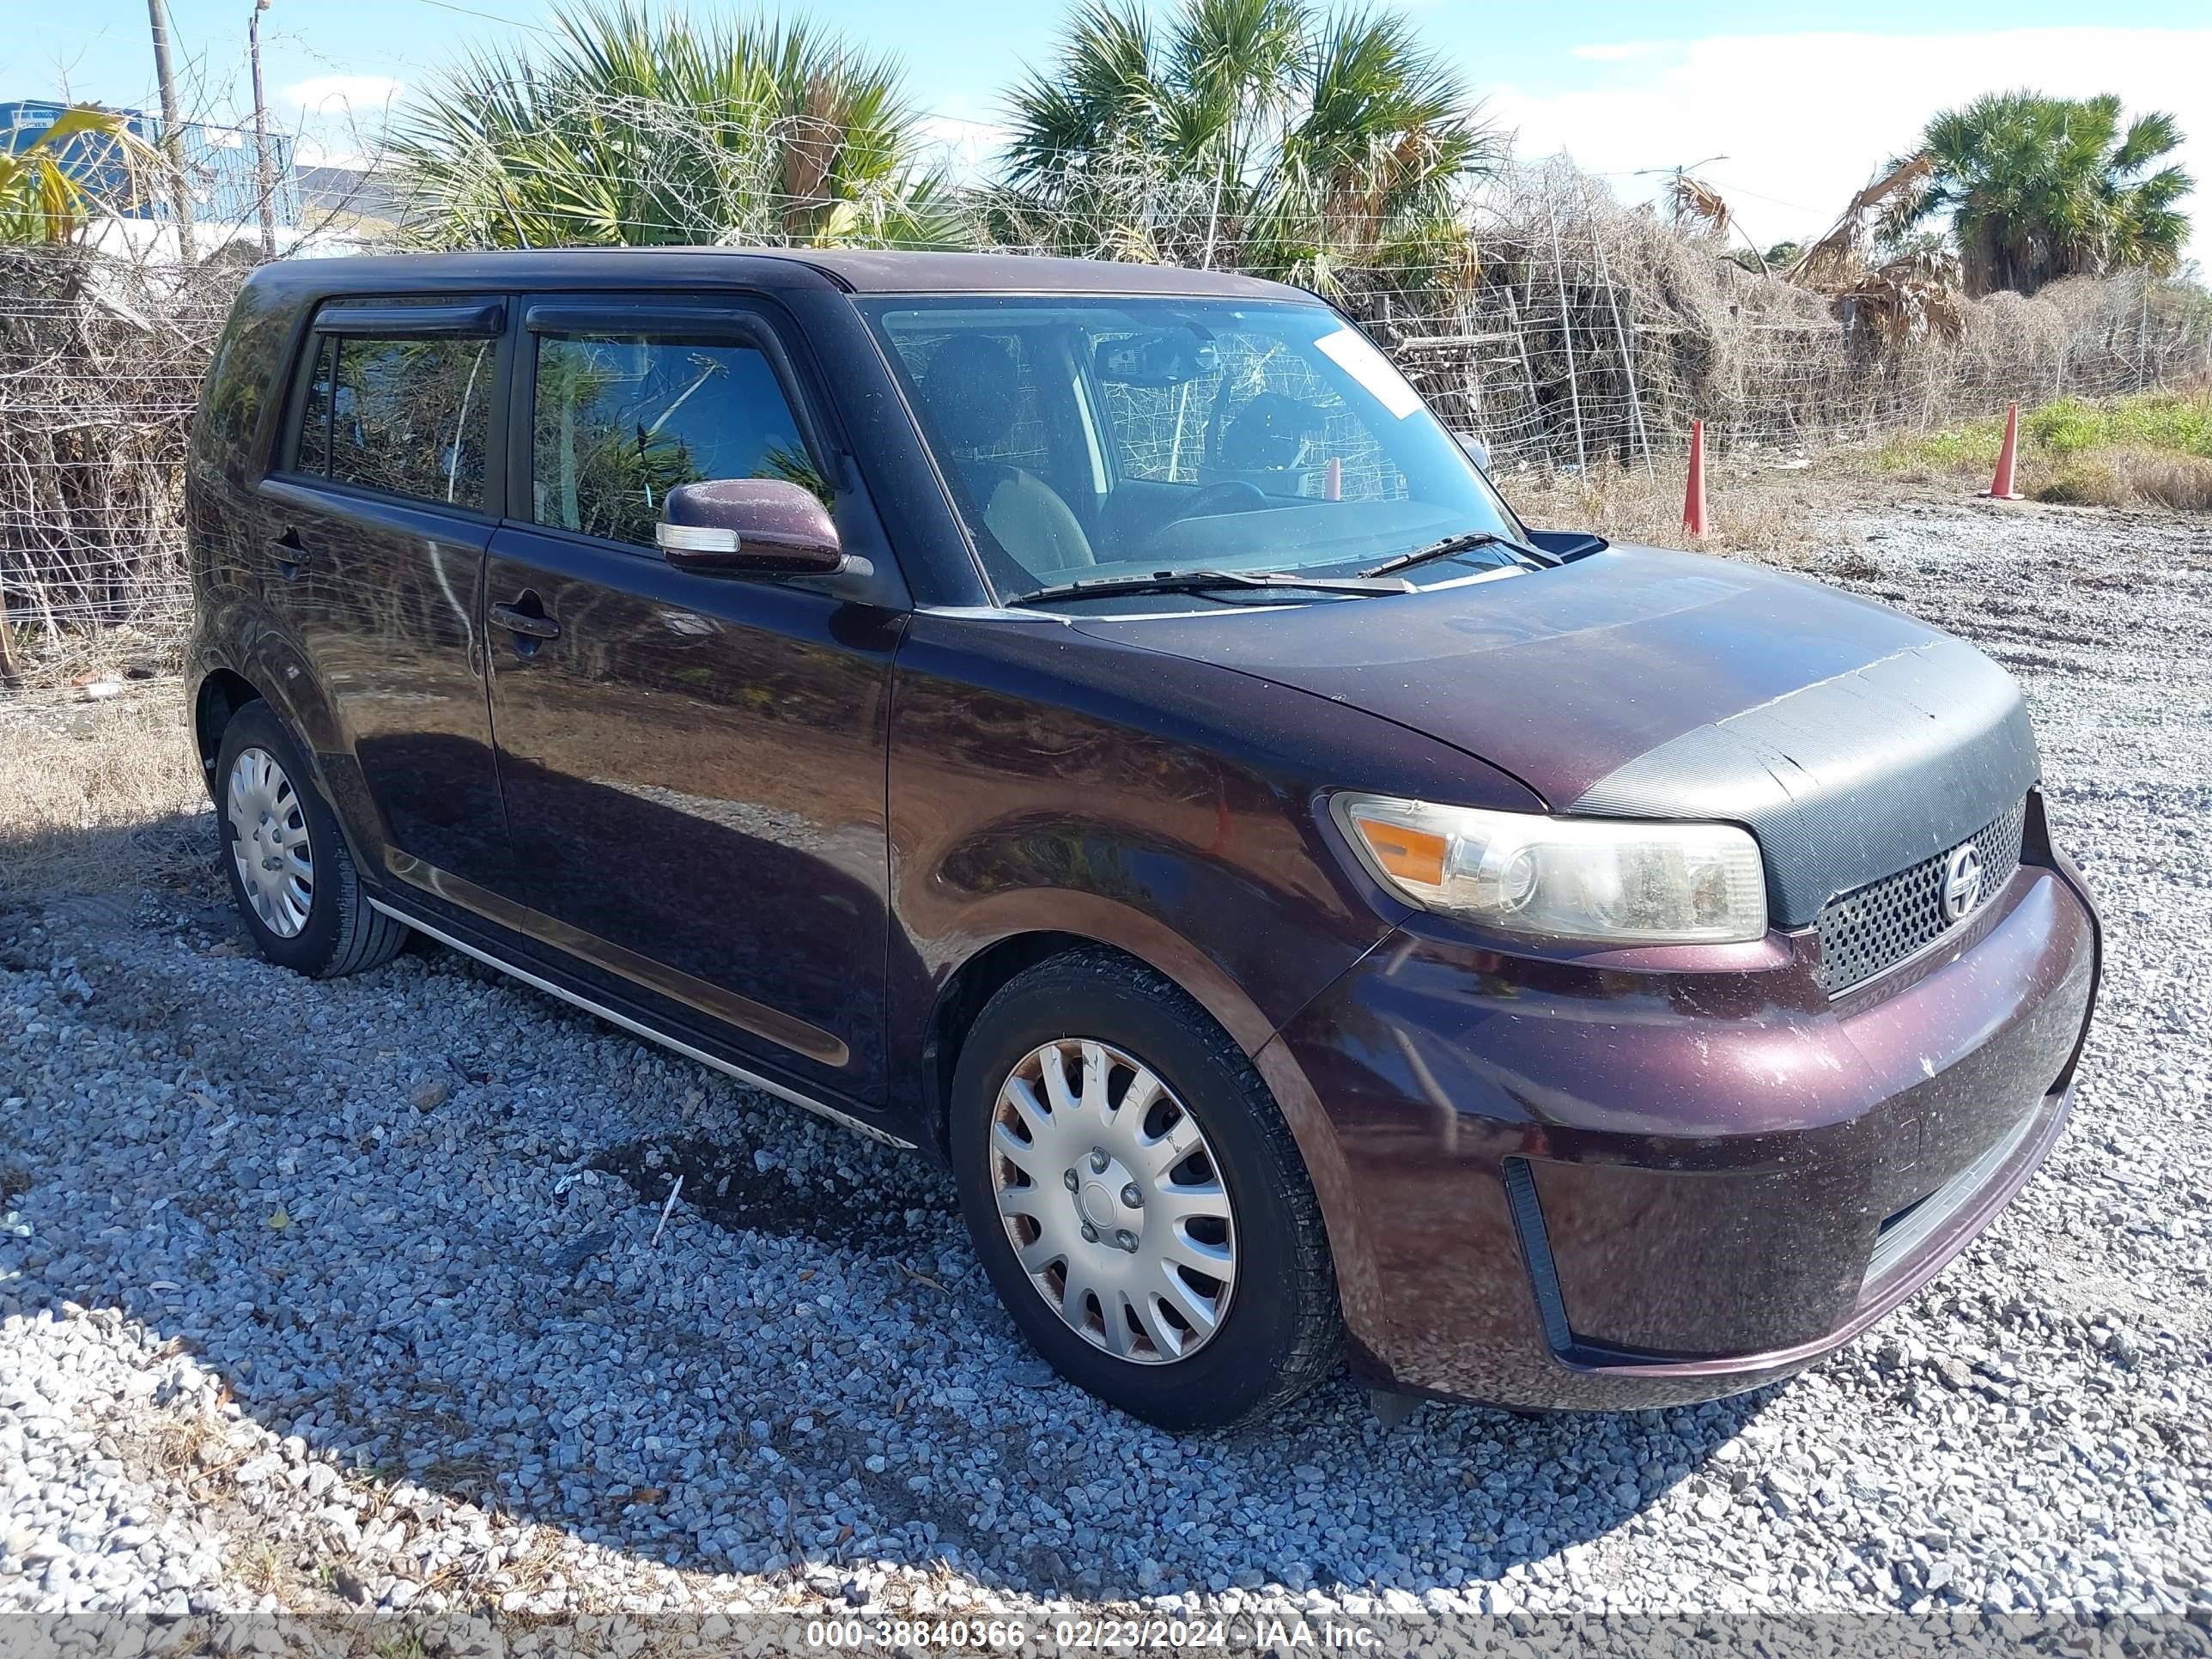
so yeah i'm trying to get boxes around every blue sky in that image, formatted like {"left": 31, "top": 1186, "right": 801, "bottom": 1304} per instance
{"left": 10, "top": 0, "right": 2209, "bottom": 262}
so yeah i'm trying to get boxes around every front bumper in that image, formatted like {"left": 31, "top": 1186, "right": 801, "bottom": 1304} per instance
{"left": 1259, "top": 795, "right": 2100, "bottom": 1410}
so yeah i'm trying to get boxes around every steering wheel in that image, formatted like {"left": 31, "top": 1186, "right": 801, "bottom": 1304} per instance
{"left": 1162, "top": 479, "right": 1269, "bottom": 525}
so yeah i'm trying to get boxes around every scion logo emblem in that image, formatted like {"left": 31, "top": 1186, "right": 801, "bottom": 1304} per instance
{"left": 1941, "top": 842, "right": 1984, "bottom": 925}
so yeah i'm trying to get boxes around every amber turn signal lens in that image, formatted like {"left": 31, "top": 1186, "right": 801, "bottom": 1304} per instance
{"left": 1331, "top": 792, "right": 1767, "bottom": 944}
{"left": 1353, "top": 816, "right": 1448, "bottom": 887}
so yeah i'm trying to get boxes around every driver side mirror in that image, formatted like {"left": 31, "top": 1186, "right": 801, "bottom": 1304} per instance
{"left": 655, "top": 479, "right": 871, "bottom": 583}
{"left": 1455, "top": 432, "right": 1492, "bottom": 475}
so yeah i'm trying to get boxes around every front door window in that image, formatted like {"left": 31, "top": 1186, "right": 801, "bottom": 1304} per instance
{"left": 529, "top": 333, "right": 823, "bottom": 550}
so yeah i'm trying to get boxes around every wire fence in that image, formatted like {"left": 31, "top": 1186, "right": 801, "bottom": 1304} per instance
{"left": 0, "top": 250, "right": 240, "bottom": 655}
{"left": 1398, "top": 162, "right": 2212, "bottom": 477}
{"left": 4, "top": 152, "right": 2210, "bottom": 653}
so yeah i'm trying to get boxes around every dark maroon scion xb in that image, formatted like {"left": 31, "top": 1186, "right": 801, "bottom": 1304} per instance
{"left": 185, "top": 250, "right": 2100, "bottom": 1429}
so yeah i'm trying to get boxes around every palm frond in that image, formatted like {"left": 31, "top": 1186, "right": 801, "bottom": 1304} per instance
{"left": 388, "top": 0, "right": 960, "bottom": 250}
{"left": 997, "top": 0, "right": 1490, "bottom": 301}
{"left": 2111, "top": 111, "right": 2183, "bottom": 176}
{"left": 1662, "top": 172, "right": 1732, "bottom": 240}
{"left": 0, "top": 106, "right": 164, "bottom": 246}
{"left": 1895, "top": 90, "right": 2194, "bottom": 295}
{"left": 1790, "top": 151, "right": 1936, "bottom": 283}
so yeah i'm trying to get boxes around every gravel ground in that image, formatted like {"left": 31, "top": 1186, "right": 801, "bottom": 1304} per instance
{"left": 2, "top": 495, "right": 2209, "bottom": 1644}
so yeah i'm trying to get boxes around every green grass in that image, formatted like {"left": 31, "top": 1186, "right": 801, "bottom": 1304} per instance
{"left": 1871, "top": 387, "right": 2212, "bottom": 509}
{"left": 1875, "top": 387, "right": 2212, "bottom": 472}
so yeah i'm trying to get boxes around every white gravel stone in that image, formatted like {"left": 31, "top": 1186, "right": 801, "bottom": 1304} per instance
{"left": 0, "top": 500, "right": 2206, "bottom": 1635}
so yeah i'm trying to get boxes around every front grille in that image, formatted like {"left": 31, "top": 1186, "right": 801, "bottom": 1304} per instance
{"left": 1814, "top": 799, "right": 2027, "bottom": 994}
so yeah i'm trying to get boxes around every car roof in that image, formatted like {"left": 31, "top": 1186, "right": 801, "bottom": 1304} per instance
{"left": 792, "top": 248, "right": 1304, "bottom": 300}
{"left": 249, "top": 246, "right": 1316, "bottom": 303}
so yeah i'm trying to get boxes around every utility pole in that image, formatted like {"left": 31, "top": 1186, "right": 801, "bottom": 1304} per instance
{"left": 147, "top": 0, "right": 198, "bottom": 263}
{"left": 249, "top": 0, "right": 276, "bottom": 258}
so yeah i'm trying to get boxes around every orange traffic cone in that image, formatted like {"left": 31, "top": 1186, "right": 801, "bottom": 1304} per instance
{"left": 1982, "top": 403, "right": 2025, "bottom": 500}
{"left": 1683, "top": 419, "right": 1708, "bottom": 537}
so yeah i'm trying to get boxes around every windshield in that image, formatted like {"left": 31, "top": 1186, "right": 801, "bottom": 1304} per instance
{"left": 862, "top": 296, "right": 1526, "bottom": 604}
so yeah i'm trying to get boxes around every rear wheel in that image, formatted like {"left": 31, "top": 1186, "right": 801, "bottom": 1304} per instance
{"left": 951, "top": 949, "right": 1340, "bottom": 1430}
{"left": 216, "top": 702, "right": 408, "bottom": 978}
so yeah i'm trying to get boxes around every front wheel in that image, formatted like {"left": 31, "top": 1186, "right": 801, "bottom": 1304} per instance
{"left": 951, "top": 949, "right": 1341, "bottom": 1430}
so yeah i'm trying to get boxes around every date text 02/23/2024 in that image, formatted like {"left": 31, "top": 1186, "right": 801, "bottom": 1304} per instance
{"left": 803, "top": 1617, "right": 1385, "bottom": 1650}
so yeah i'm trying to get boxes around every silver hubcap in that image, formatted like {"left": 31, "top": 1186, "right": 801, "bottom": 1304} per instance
{"left": 226, "top": 747, "right": 313, "bottom": 939}
{"left": 989, "top": 1039, "right": 1237, "bottom": 1365}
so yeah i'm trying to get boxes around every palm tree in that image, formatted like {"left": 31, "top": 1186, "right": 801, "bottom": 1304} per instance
{"left": 1883, "top": 91, "right": 2192, "bottom": 296}
{"left": 388, "top": 0, "right": 968, "bottom": 250}
{"left": 0, "top": 106, "right": 162, "bottom": 246}
{"left": 994, "top": 0, "right": 1492, "bottom": 300}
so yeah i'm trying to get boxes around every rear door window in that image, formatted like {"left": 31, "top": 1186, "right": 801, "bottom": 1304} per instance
{"left": 286, "top": 308, "right": 497, "bottom": 510}
{"left": 529, "top": 331, "right": 817, "bottom": 551}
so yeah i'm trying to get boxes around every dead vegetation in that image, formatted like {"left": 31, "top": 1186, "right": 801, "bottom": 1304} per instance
{"left": 0, "top": 245, "right": 240, "bottom": 656}
{"left": 1775, "top": 155, "right": 1967, "bottom": 349}
{"left": 1510, "top": 459, "right": 1827, "bottom": 558}
{"left": 1394, "top": 162, "right": 2210, "bottom": 483}
{"left": 0, "top": 676, "right": 206, "bottom": 901}
{"left": 2031, "top": 446, "right": 2212, "bottom": 511}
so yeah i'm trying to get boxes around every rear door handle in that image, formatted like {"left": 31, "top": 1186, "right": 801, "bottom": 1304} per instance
{"left": 490, "top": 601, "right": 562, "bottom": 641}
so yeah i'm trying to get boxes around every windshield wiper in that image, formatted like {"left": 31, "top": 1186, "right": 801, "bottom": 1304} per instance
{"left": 1359, "top": 530, "right": 1547, "bottom": 580}
{"left": 1005, "top": 568, "right": 1414, "bottom": 607}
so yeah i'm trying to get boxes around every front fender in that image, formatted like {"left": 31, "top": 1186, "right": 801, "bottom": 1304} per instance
{"left": 886, "top": 612, "right": 1541, "bottom": 1345}
{"left": 927, "top": 884, "right": 1332, "bottom": 1060}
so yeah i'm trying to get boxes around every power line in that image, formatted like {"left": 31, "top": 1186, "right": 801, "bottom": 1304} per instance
{"left": 1699, "top": 175, "right": 1829, "bottom": 218}
{"left": 402, "top": 0, "right": 559, "bottom": 36}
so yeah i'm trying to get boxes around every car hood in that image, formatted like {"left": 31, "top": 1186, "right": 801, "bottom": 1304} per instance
{"left": 1072, "top": 546, "right": 2041, "bottom": 927}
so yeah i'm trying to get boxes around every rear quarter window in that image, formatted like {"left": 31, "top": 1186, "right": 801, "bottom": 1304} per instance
{"left": 191, "top": 280, "right": 295, "bottom": 478}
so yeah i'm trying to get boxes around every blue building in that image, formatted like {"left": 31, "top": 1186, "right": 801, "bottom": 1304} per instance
{"left": 2, "top": 99, "right": 301, "bottom": 226}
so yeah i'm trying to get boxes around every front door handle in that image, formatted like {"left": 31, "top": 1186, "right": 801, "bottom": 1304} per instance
{"left": 490, "top": 600, "right": 562, "bottom": 641}
{"left": 266, "top": 528, "right": 312, "bottom": 577}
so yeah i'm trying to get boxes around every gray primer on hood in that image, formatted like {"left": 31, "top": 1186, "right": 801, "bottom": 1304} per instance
{"left": 1572, "top": 635, "right": 2041, "bottom": 927}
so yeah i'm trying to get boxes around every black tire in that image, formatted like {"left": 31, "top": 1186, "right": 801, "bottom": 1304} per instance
{"left": 950, "top": 948, "right": 1341, "bottom": 1431}
{"left": 214, "top": 701, "right": 409, "bottom": 979}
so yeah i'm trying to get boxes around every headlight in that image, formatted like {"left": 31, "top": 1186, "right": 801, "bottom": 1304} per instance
{"left": 1333, "top": 793, "right": 1767, "bottom": 945}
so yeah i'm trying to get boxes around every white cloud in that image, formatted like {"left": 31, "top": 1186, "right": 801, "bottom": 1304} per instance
{"left": 915, "top": 102, "right": 1012, "bottom": 177}
{"left": 280, "top": 74, "right": 405, "bottom": 115}
{"left": 290, "top": 133, "right": 380, "bottom": 172}
{"left": 276, "top": 76, "right": 405, "bottom": 171}
{"left": 1490, "top": 28, "right": 2211, "bottom": 267}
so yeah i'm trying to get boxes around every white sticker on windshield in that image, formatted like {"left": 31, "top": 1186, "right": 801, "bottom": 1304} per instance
{"left": 1314, "top": 325, "right": 1424, "bottom": 421}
